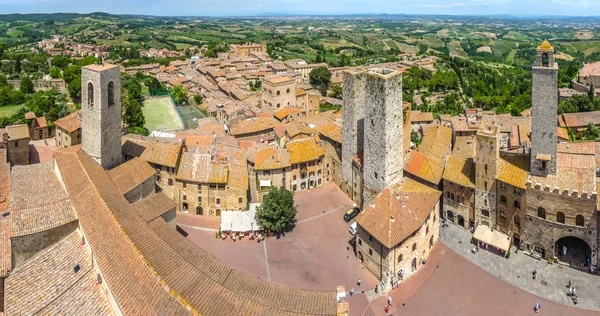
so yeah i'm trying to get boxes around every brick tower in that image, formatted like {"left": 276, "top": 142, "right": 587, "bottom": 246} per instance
{"left": 530, "top": 40, "right": 558, "bottom": 177}
{"left": 81, "top": 63, "right": 122, "bottom": 170}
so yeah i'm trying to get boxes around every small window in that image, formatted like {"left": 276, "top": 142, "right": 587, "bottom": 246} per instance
{"left": 537, "top": 207, "right": 546, "bottom": 219}
{"left": 398, "top": 254, "right": 403, "bottom": 263}
{"left": 374, "top": 172, "right": 378, "bottom": 180}
{"left": 168, "top": 179, "right": 173, "bottom": 186}
{"left": 484, "top": 164, "right": 488, "bottom": 174}
{"left": 369, "top": 248, "right": 373, "bottom": 256}
{"left": 14, "top": 141, "right": 18, "bottom": 148}
{"left": 238, "top": 197, "right": 243, "bottom": 204}
{"left": 500, "top": 210, "right": 506, "bottom": 220}
{"left": 198, "top": 184, "right": 202, "bottom": 190}
{"left": 156, "top": 175, "right": 161, "bottom": 182}
{"left": 183, "top": 195, "right": 187, "bottom": 201}
{"left": 107, "top": 81, "right": 115, "bottom": 106}
{"left": 358, "top": 239, "right": 362, "bottom": 246}
{"left": 183, "top": 182, "right": 187, "bottom": 188}
{"left": 87, "top": 82, "right": 94, "bottom": 106}
{"left": 514, "top": 201, "right": 521, "bottom": 209}
{"left": 576, "top": 215, "right": 584, "bottom": 227}
{"left": 557, "top": 212, "right": 565, "bottom": 224}
{"left": 277, "top": 90, "right": 281, "bottom": 96}
{"left": 198, "top": 196, "right": 202, "bottom": 203}
{"left": 216, "top": 198, "right": 221, "bottom": 205}
{"left": 369, "top": 235, "right": 373, "bottom": 242}
{"left": 500, "top": 195, "right": 507, "bottom": 204}
{"left": 514, "top": 215, "right": 521, "bottom": 227}
{"left": 286, "top": 88, "right": 290, "bottom": 93}
{"left": 482, "top": 210, "right": 490, "bottom": 217}
{"left": 412, "top": 243, "right": 417, "bottom": 252}
{"left": 426, "top": 225, "right": 429, "bottom": 235}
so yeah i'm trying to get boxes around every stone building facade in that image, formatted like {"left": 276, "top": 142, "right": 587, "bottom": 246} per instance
{"left": 54, "top": 111, "right": 82, "bottom": 148}
{"left": 82, "top": 63, "right": 122, "bottom": 170}
{"left": 442, "top": 156, "right": 475, "bottom": 229}
{"left": 262, "top": 75, "right": 296, "bottom": 111}
{"left": 341, "top": 68, "right": 366, "bottom": 199}
{"left": 474, "top": 123, "right": 500, "bottom": 228}
{"left": 530, "top": 41, "right": 558, "bottom": 177}
{"left": 2, "top": 124, "right": 30, "bottom": 166}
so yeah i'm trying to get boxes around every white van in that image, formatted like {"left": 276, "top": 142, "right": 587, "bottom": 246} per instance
{"left": 349, "top": 221, "right": 357, "bottom": 235}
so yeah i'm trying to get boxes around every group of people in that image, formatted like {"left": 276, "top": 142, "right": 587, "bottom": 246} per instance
{"left": 348, "top": 278, "right": 395, "bottom": 314}
{"left": 567, "top": 280, "right": 579, "bottom": 305}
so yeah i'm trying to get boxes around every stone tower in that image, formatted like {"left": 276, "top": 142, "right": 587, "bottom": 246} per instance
{"left": 341, "top": 68, "right": 366, "bottom": 199}
{"left": 362, "top": 68, "right": 404, "bottom": 205}
{"left": 81, "top": 63, "right": 122, "bottom": 170}
{"left": 530, "top": 40, "right": 558, "bottom": 177}
{"left": 474, "top": 123, "right": 500, "bottom": 228}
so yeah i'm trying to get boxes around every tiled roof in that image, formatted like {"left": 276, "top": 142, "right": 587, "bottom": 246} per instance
{"left": 410, "top": 111, "right": 434, "bottom": 123}
{"left": 108, "top": 157, "right": 157, "bottom": 195}
{"left": 404, "top": 125, "right": 452, "bottom": 185}
{"left": 254, "top": 147, "right": 291, "bottom": 170}
{"left": 442, "top": 156, "right": 475, "bottom": 188}
{"left": 0, "top": 219, "right": 10, "bottom": 277}
{"left": 286, "top": 138, "right": 325, "bottom": 164}
{"left": 6, "top": 124, "right": 30, "bottom": 140}
{"left": 122, "top": 135, "right": 182, "bottom": 168}
{"left": 176, "top": 146, "right": 229, "bottom": 184}
{"left": 264, "top": 75, "right": 294, "bottom": 85}
{"left": 274, "top": 107, "right": 303, "bottom": 120}
{"left": 451, "top": 136, "right": 475, "bottom": 159}
{"left": 558, "top": 112, "right": 600, "bottom": 129}
{"left": 11, "top": 198, "right": 76, "bottom": 237}
{"left": 34, "top": 116, "right": 48, "bottom": 128}
{"left": 319, "top": 122, "right": 342, "bottom": 144}
{"left": 529, "top": 149, "right": 596, "bottom": 194}
{"left": 195, "top": 117, "right": 227, "bottom": 136}
{"left": 230, "top": 117, "right": 277, "bottom": 136}
{"left": 4, "top": 231, "right": 113, "bottom": 315}
{"left": 557, "top": 127, "right": 569, "bottom": 140}
{"left": 25, "top": 111, "right": 36, "bottom": 120}
{"left": 10, "top": 162, "right": 69, "bottom": 211}
{"left": 132, "top": 193, "right": 176, "bottom": 223}
{"left": 580, "top": 61, "right": 600, "bottom": 78}
{"left": 356, "top": 179, "right": 441, "bottom": 248}
{"left": 496, "top": 154, "right": 530, "bottom": 190}
{"left": 0, "top": 151, "right": 9, "bottom": 213}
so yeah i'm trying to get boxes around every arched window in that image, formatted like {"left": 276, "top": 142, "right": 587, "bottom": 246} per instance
{"left": 537, "top": 207, "right": 546, "bottom": 219}
{"left": 514, "top": 215, "right": 521, "bottom": 228}
{"left": 107, "top": 81, "right": 115, "bottom": 106}
{"left": 576, "top": 215, "right": 585, "bottom": 227}
{"left": 412, "top": 243, "right": 417, "bottom": 252}
{"left": 87, "top": 82, "right": 94, "bottom": 106}
{"left": 397, "top": 254, "right": 403, "bottom": 263}
{"left": 556, "top": 212, "right": 565, "bottom": 224}
{"left": 542, "top": 53, "right": 549, "bottom": 67}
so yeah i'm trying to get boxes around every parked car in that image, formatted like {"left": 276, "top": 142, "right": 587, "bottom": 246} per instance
{"left": 349, "top": 221, "right": 357, "bottom": 235}
{"left": 344, "top": 207, "right": 360, "bottom": 222}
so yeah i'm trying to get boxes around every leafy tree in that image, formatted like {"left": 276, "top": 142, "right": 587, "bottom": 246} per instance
{"left": 328, "top": 84, "right": 342, "bottom": 99}
{"left": 309, "top": 66, "right": 331, "bottom": 96}
{"left": 319, "top": 102, "right": 341, "bottom": 112}
{"left": 171, "top": 84, "right": 188, "bottom": 104}
{"left": 582, "top": 123, "right": 600, "bottom": 140}
{"left": 144, "top": 76, "right": 161, "bottom": 96}
{"left": 588, "top": 84, "right": 595, "bottom": 102}
{"left": 127, "top": 79, "right": 142, "bottom": 102}
{"left": 558, "top": 94, "right": 593, "bottom": 114}
{"left": 0, "top": 75, "right": 7, "bottom": 87}
{"left": 255, "top": 187, "right": 297, "bottom": 234}
{"left": 49, "top": 66, "right": 62, "bottom": 79}
{"left": 68, "top": 76, "right": 82, "bottom": 100}
{"left": 193, "top": 94, "right": 203, "bottom": 104}
{"left": 124, "top": 98, "right": 145, "bottom": 128}
{"left": 411, "top": 131, "right": 422, "bottom": 147}
{"left": 19, "top": 76, "right": 33, "bottom": 94}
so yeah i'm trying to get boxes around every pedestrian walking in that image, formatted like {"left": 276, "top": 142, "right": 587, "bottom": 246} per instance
{"left": 349, "top": 288, "right": 354, "bottom": 296}
{"left": 375, "top": 284, "right": 378, "bottom": 293}
{"left": 357, "top": 278, "right": 361, "bottom": 286}
{"left": 573, "top": 287, "right": 576, "bottom": 296}
{"left": 569, "top": 287, "right": 573, "bottom": 296}
{"left": 384, "top": 305, "right": 390, "bottom": 314}
{"left": 567, "top": 280, "right": 571, "bottom": 288}
{"left": 476, "top": 246, "right": 479, "bottom": 252}
{"left": 388, "top": 296, "right": 392, "bottom": 306}
{"left": 534, "top": 300, "right": 541, "bottom": 313}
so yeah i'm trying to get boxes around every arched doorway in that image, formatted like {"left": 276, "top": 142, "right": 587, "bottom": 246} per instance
{"left": 216, "top": 209, "right": 221, "bottom": 217}
{"left": 411, "top": 258, "right": 417, "bottom": 271}
{"left": 555, "top": 236, "right": 591, "bottom": 269}
{"left": 182, "top": 203, "right": 188, "bottom": 212}
{"left": 429, "top": 236, "right": 434, "bottom": 248}
{"left": 457, "top": 215, "right": 465, "bottom": 228}
{"left": 357, "top": 251, "right": 363, "bottom": 262}
{"left": 513, "top": 234, "right": 520, "bottom": 249}
{"left": 447, "top": 211, "right": 455, "bottom": 223}
{"left": 196, "top": 206, "right": 203, "bottom": 215}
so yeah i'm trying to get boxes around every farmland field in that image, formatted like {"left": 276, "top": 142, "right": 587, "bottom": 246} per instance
{"left": 0, "top": 105, "right": 26, "bottom": 118}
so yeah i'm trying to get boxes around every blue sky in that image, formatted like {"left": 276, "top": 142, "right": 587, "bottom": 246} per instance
{"left": 0, "top": 0, "right": 599, "bottom": 16}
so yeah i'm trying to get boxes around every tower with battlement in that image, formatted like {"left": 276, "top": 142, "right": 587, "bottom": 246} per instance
{"left": 81, "top": 63, "right": 122, "bottom": 170}
{"left": 474, "top": 123, "right": 500, "bottom": 229}
{"left": 530, "top": 40, "right": 558, "bottom": 177}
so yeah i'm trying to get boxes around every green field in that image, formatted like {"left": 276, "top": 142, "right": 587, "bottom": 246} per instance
{"left": 505, "top": 49, "right": 518, "bottom": 64}
{"left": 0, "top": 105, "right": 26, "bottom": 118}
{"left": 567, "top": 41, "right": 600, "bottom": 55}
{"left": 448, "top": 41, "right": 468, "bottom": 58}
{"left": 142, "top": 96, "right": 184, "bottom": 132}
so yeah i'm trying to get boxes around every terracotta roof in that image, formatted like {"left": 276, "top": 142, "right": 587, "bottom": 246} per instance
{"left": 404, "top": 126, "right": 452, "bottom": 185}
{"left": 264, "top": 75, "right": 294, "bottom": 85}
{"left": 353, "top": 152, "right": 364, "bottom": 167}
{"left": 496, "top": 154, "right": 530, "bottom": 190}
{"left": 558, "top": 112, "right": 600, "bottom": 129}
{"left": 0, "top": 152, "right": 9, "bottom": 213}
{"left": 195, "top": 117, "right": 227, "bottom": 136}
{"left": 55, "top": 111, "right": 82, "bottom": 133}
{"left": 132, "top": 193, "right": 176, "bottom": 223}
{"left": 286, "top": 138, "right": 325, "bottom": 164}
{"left": 296, "top": 87, "right": 307, "bottom": 96}
{"left": 410, "top": 111, "right": 434, "bottom": 123}
{"left": 274, "top": 107, "right": 303, "bottom": 121}
{"left": 0, "top": 219, "right": 10, "bottom": 277}
{"left": 356, "top": 179, "right": 441, "bottom": 248}
{"left": 254, "top": 147, "right": 291, "bottom": 170}
{"left": 11, "top": 198, "right": 76, "bottom": 237}
{"left": 319, "top": 122, "right": 342, "bottom": 144}
{"left": 176, "top": 146, "right": 229, "bottom": 184}
{"left": 274, "top": 124, "right": 287, "bottom": 137}
{"left": 229, "top": 117, "right": 277, "bottom": 136}
{"left": 25, "top": 111, "right": 36, "bottom": 120}
{"left": 108, "top": 157, "right": 157, "bottom": 195}
{"left": 529, "top": 149, "right": 596, "bottom": 194}
{"left": 5, "top": 124, "right": 30, "bottom": 140}
{"left": 580, "top": 61, "right": 600, "bottom": 78}
{"left": 122, "top": 135, "right": 182, "bottom": 168}
{"left": 4, "top": 231, "right": 113, "bottom": 315}
{"left": 557, "top": 127, "right": 569, "bottom": 140}
{"left": 442, "top": 156, "right": 475, "bottom": 188}
{"left": 452, "top": 136, "right": 475, "bottom": 159}
{"left": 34, "top": 116, "right": 48, "bottom": 128}
{"left": 10, "top": 162, "right": 69, "bottom": 212}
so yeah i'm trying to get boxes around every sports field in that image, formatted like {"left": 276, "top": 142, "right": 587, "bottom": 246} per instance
{"left": 142, "top": 96, "right": 184, "bottom": 132}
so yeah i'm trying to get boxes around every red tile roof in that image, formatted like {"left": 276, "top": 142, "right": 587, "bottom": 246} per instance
{"left": 108, "top": 157, "right": 157, "bottom": 195}
{"left": 54, "top": 111, "right": 82, "bottom": 133}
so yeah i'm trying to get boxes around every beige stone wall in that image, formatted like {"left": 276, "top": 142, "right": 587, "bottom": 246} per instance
{"left": 256, "top": 167, "right": 287, "bottom": 201}
{"left": 351, "top": 161, "right": 363, "bottom": 207}
{"left": 443, "top": 179, "right": 474, "bottom": 229}
{"left": 31, "top": 127, "right": 49, "bottom": 140}
{"left": 306, "top": 93, "right": 320, "bottom": 117}
{"left": 150, "top": 164, "right": 177, "bottom": 200}
{"left": 262, "top": 80, "right": 296, "bottom": 110}
{"left": 289, "top": 159, "right": 325, "bottom": 191}
{"left": 7, "top": 138, "right": 30, "bottom": 166}
{"left": 55, "top": 127, "right": 81, "bottom": 148}
{"left": 496, "top": 181, "right": 526, "bottom": 238}
{"left": 174, "top": 180, "right": 247, "bottom": 216}
{"left": 123, "top": 176, "right": 156, "bottom": 203}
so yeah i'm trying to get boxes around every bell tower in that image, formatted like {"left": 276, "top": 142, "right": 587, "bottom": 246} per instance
{"left": 81, "top": 63, "right": 122, "bottom": 170}
{"left": 530, "top": 40, "right": 558, "bottom": 177}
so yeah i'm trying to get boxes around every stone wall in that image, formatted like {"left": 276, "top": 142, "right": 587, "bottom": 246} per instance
{"left": 496, "top": 181, "right": 526, "bottom": 238}
{"left": 173, "top": 180, "right": 247, "bottom": 216}
{"left": 7, "top": 138, "right": 29, "bottom": 166}
{"left": 341, "top": 69, "right": 366, "bottom": 198}
{"left": 262, "top": 79, "right": 296, "bottom": 110}
{"left": 8, "top": 79, "right": 66, "bottom": 93}
{"left": 11, "top": 220, "right": 78, "bottom": 268}
{"left": 363, "top": 69, "right": 403, "bottom": 205}
{"left": 123, "top": 175, "right": 156, "bottom": 203}
{"left": 530, "top": 64, "right": 558, "bottom": 177}
{"left": 443, "top": 179, "right": 474, "bottom": 229}
{"left": 55, "top": 127, "right": 81, "bottom": 148}
{"left": 82, "top": 65, "right": 122, "bottom": 170}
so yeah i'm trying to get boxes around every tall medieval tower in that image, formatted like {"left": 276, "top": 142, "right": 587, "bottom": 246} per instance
{"left": 340, "top": 68, "right": 404, "bottom": 206}
{"left": 81, "top": 63, "right": 122, "bottom": 170}
{"left": 530, "top": 40, "right": 558, "bottom": 177}
{"left": 474, "top": 123, "right": 500, "bottom": 228}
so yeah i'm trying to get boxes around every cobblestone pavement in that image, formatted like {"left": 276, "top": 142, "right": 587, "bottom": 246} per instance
{"left": 440, "top": 223, "right": 600, "bottom": 311}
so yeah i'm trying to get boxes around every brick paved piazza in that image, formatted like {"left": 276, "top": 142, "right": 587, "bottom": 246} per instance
{"left": 177, "top": 185, "right": 600, "bottom": 315}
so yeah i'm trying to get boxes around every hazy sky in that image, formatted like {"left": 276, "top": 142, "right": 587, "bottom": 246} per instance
{"left": 0, "top": 0, "right": 599, "bottom": 16}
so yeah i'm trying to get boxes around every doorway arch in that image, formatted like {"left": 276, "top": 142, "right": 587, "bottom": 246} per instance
{"left": 196, "top": 206, "right": 203, "bottom": 215}
{"left": 555, "top": 236, "right": 591, "bottom": 268}
{"left": 447, "top": 211, "right": 455, "bottom": 223}
{"left": 457, "top": 215, "right": 465, "bottom": 228}
{"left": 357, "top": 251, "right": 363, "bottom": 262}
{"left": 411, "top": 258, "right": 417, "bottom": 271}
{"left": 216, "top": 209, "right": 221, "bottom": 217}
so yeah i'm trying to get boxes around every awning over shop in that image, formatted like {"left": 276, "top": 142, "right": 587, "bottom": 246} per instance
{"left": 473, "top": 225, "right": 511, "bottom": 252}
{"left": 259, "top": 180, "right": 271, "bottom": 187}
{"left": 220, "top": 203, "right": 262, "bottom": 232}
